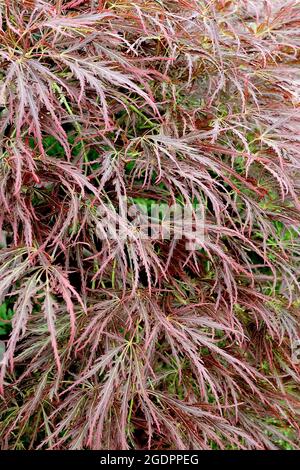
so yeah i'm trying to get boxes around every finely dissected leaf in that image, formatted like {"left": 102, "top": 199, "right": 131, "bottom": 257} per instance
{"left": 0, "top": 0, "right": 300, "bottom": 451}
{"left": 43, "top": 287, "right": 61, "bottom": 374}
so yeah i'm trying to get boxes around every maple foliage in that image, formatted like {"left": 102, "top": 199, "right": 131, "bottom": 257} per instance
{"left": 0, "top": 0, "right": 300, "bottom": 449}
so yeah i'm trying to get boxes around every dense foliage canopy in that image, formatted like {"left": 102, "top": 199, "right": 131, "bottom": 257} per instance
{"left": 0, "top": 0, "right": 300, "bottom": 450}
